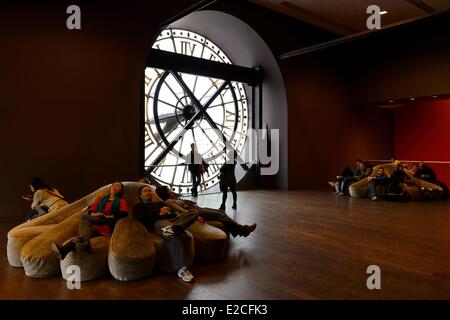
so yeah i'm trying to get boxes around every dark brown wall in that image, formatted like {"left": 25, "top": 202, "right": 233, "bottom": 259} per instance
{"left": 0, "top": 0, "right": 196, "bottom": 217}
{"left": 209, "top": 0, "right": 336, "bottom": 56}
{"left": 1, "top": 1, "right": 448, "bottom": 216}
{"left": 348, "top": 11, "right": 450, "bottom": 103}
{"left": 279, "top": 11, "right": 450, "bottom": 189}
{"left": 280, "top": 51, "right": 394, "bottom": 189}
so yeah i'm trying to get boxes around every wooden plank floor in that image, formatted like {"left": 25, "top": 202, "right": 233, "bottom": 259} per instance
{"left": 1, "top": 190, "right": 450, "bottom": 300}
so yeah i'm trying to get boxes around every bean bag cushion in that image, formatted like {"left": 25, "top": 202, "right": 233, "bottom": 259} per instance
{"left": 7, "top": 184, "right": 110, "bottom": 268}
{"left": 349, "top": 164, "right": 443, "bottom": 200}
{"left": 150, "top": 230, "right": 195, "bottom": 273}
{"left": 188, "top": 221, "right": 228, "bottom": 262}
{"left": 7, "top": 224, "right": 57, "bottom": 267}
{"left": 21, "top": 212, "right": 82, "bottom": 277}
{"left": 61, "top": 236, "right": 111, "bottom": 282}
{"left": 205, "top": 220, "right": 229, "bottom": 237}
{"left": 108, "top": 217, "right": 155, "bottom": 281}
{"left": 8, "top": 182, "right": 231, "bottom": 282}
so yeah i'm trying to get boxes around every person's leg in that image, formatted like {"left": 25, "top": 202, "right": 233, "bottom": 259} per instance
{"left": 25, "top": 208, "right": 40, "bottom": 221}
{"left": 368, "top": 181, "right": 377, "bottom": 199}
{"left": 198, "top": 207, "right": 256, "bottom": 237}
{"left": 230, "top": 185, "right": 237, "bottom": 209}
{"left": 154, "top": 221, "right": 193, "bottom": 281}
{"left": 336, "top": 179, "right": 345, "bottom": 194}
{"left": 342, "top": 177, "right": 357, "bottom": 195}
{"left": 164, "top": 235, "right": 186, "bottom": 271}
{"left": 195, "top": 172, "right": 201, "bottom": 195}
{"left": 220, "top": 187, "right": 227, "bottom": 210}
{"left": 334, "top": 180, "right": 340, "bottom": 193}
{"left": 170, "top": 210, "right": 199, "bottom": 230}
{"left": 191, "top": 172, "right": 197, "bottom": 196}
{"left": 79, "top": 219, "right": 92, "bottom": 241}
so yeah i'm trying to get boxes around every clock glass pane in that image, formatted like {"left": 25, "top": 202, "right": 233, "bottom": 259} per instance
{"left": 144, "top": 28, "right": 249, "bottom": 194}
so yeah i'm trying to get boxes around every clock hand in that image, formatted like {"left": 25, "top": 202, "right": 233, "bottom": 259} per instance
{"left": 162, "top": 117, "right": 181, "bottom": 136}
{"left": 147, "top": 113, "right": 181, "bottom": 124}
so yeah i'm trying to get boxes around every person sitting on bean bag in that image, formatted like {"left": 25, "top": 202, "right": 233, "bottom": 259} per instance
{"left": 133, "top": 186, "right": 198, "bottom": 282}
{"left": 156, "top": 186, "right": 256, "bottom": 238}
{"left": 415, "top": 161, "right": 449, "bottom": 200}
{"left": 22, "top": 177, "right": 69, "bottom": 221}
{"left": 51, "top": 181, "right": 128, "bottom": 260}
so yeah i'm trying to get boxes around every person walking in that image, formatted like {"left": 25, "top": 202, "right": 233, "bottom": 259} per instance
{"left": 186, "top": 143, "right": 207, "bottom": 197}
{"left": 219, "top": 150, "right": 238, "bottom": 210}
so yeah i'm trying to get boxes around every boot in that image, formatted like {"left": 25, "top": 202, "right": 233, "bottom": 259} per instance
{"left": 232, "top": 202, "right": 237, "bottom": 210}
{"left": 51, "top": 241, "right": 76, "bottom": 260}
{"left": 219, "top": 204, "right": 225, "bottom": 211}
{"left": 238, "top": 224, "right": 257, "bottom": 237}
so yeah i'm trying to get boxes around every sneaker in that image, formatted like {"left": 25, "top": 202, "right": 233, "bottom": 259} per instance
{"left": 161, "top": 226, "right": 175, "bottom": 238}
{"left": 371, "top": 196, "right": 378, "bottom": 201}
{"left": 338, "top": 192, "right": 345, "bottom": 196}
{"left": 328, "top": 181, "right": 335, "bottom": 188}
{"left": 177, "top": 266, "right": 194, "bottom": 282}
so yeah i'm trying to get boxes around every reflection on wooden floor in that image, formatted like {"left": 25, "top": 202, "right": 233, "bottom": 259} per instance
{"left": 1, "top": 190, "right": 450, "bottom": 299}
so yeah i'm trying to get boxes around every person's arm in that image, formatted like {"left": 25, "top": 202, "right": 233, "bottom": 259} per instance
{"left": 87, "top": 195, "right": 103, "bottom": 216}
{"left": 166, "top": 198, "right": 188, "bottom": 214}
{"left": 132, "top": 203, "right": 145, "bottom": 222}
{"left": 30, "top": 190, "right": 45, "bottom": 209}
{"left": 112, "top": 199, "right": 129, "bottom": 220}
{"left": 373, "top": 175, "right": 386, "bottom": 182}
{"left": 22, "top": 195, "right": 33, "bottom": 202}
{"left": 133, "top": 204, "right": 157, "bottom": 230}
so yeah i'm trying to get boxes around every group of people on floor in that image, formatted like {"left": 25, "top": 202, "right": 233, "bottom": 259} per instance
{"left": 329, "top": 159, "right": 449, "bottom": 201}
{"left": 22, "top": 178, "right": 256, "bottom": 283}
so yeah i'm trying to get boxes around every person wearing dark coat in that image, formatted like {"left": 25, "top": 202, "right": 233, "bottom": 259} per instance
{"left": 52, "top": 182, "right": 129, "bottom": 260}
{"left": 415, "top": 162, "right": 449, "bottom": 200}
{"left": 219, "top": 150, "right": 238, "bottom": 210}
{"left": 330, "top": 159, "right": 366, "bottom": 196}
{"left": 186, "top": 143, "right": 207, "bottom": 197}
{"left": 368, "top": 167, "right": 389, "bottom": 201}
{"left": 133, "top": 186, "right": 198, "bottom": 282}
{"left": 155, "top": 186, "right": 256, "bottom": 237}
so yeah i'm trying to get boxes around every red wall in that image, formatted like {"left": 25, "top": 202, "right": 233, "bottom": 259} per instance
{"left": 394, "top": 100, "right": 450, "bottom": 185}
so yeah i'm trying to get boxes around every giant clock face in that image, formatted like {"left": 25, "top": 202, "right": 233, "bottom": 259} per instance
{"left": 144, "top": 28, "right": 250, "bottom": 194}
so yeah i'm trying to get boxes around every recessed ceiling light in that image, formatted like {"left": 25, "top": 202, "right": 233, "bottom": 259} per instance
{"left": 432, "top": 95, "right": 438, "bottom": 98}
{"left": 380, "top": 11, "right": 388, "bottom": 15}
{"left": 410, "top": 97, "right": 415, "bottom": 101}
{"left": 389, "top": 100, "right": 394, "bottom": 103}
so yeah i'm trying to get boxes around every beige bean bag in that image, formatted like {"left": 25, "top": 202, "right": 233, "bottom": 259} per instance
{"left": 150, "top": 230, "right": 195, "bottom": 273}
{"left": 21, "top": 212, "right": 82, "bottom": 277}
{"left": 8, "top": 182, "right": 231, "bottom": 281}
{"left": 7, "top": 224, "right": 57, "bottom": 267}
{"left": 7, "top": 184, "right": 110, "bottom": 267}
{"left": 188, "top": 221, "right": 229, "bottom": 261}
{"left": 349, "top": 164, "right": 443, "bottom": 200}
{"left": 61, "top": 235, "right": 111, "bottom": 282}
{"left": 108, "top": 217, "right": 155, "bottom": 281}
